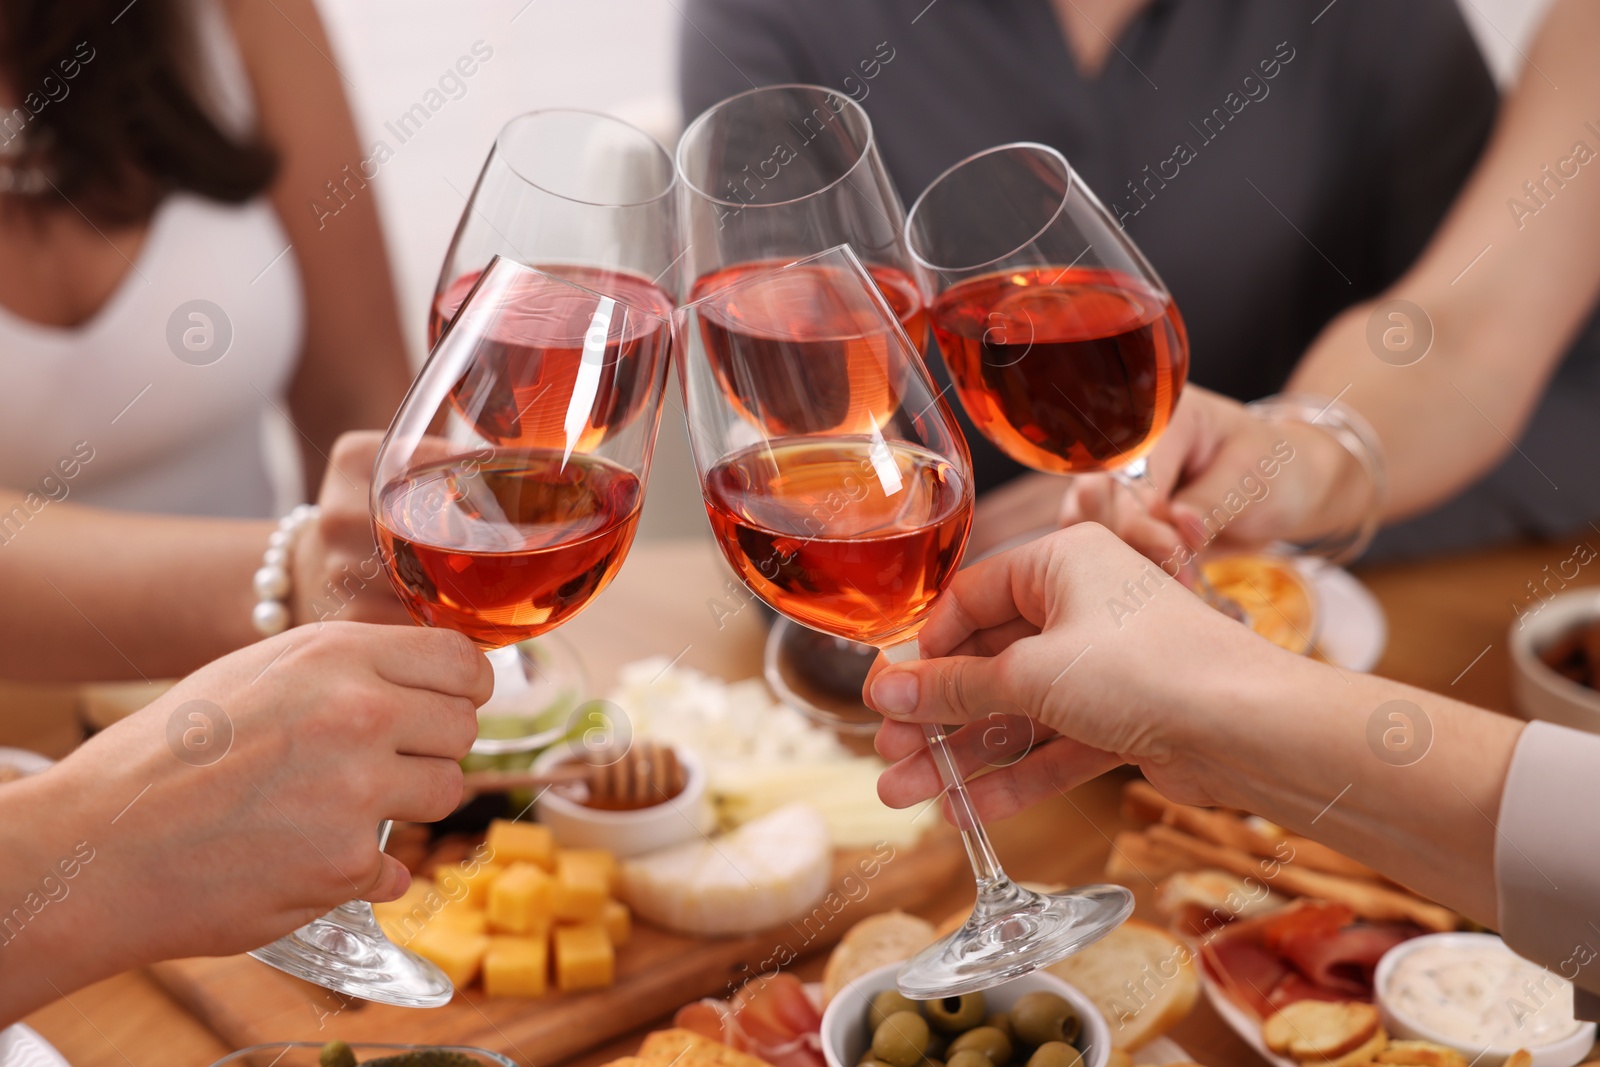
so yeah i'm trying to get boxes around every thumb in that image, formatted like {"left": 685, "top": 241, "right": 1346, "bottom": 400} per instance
{"left": 359, "top": 853, "right": 413, "bottom": 905}
{"left": 867, "top": 651, "right": 1036, "bottom": 725}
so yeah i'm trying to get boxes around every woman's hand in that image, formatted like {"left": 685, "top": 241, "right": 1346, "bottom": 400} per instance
{"left": 867, "top": 523, "right": 1315, "bottom": 820}
{"left": 291, "top": 431, "right": 412, "bottom": 627}
{"left": 0, "top": 621, "right": 490, "bottom": 1014}
{"left": 1055, "top": 387, "right": 1368, "bottom": 570}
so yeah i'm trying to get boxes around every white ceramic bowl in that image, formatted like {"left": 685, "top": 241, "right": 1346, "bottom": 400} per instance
{"left": 1375, "top": 932, "right": 1596, "bottom": 1067}
{"left": 531, "top": 741, "right": 714, "bottom": 857}
{"left": 821, "top": 961, "right": 1111, "bottom": 1067}
{"left": 1507, "top": 589, "right": 1600, "bottom": 734}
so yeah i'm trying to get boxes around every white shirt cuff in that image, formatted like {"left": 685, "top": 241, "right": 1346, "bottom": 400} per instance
{"left": 1495, "top": 719, "right": 1600, "bottom": 1015}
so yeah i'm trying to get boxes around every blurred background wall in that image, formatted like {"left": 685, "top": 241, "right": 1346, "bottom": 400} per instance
{"left": 306, "top": 0, "right": 1551, "bottom": 541}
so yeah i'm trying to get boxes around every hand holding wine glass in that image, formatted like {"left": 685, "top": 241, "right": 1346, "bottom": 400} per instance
{"left": 249, "top": 257, "right": 671, "bottom": 1007}
{"left": 676, "top": 245, "right": 1131, "bottom": 998}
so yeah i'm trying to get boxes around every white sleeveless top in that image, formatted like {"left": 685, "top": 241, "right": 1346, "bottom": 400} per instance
{"left": 0, "top": 3, "right": 304, "bottom": 519}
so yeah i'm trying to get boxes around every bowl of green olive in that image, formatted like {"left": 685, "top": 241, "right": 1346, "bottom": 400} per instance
{"left": 820, "top": 962, "right": 1111, "bottom": 1067}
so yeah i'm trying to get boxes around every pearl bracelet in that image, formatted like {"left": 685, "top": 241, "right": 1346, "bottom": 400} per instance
{"left": 251, "top": 504, "right": 320, "bottom": 636}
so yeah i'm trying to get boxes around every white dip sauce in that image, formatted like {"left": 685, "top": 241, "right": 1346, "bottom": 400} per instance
{"left": 1387, "top": 942, "right": 1583, "bottom": 1048}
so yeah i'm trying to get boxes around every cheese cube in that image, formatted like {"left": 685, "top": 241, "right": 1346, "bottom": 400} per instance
{"left": 436, "top": 861, "right": 502, "bottom": 909}
{"left": 482, "top": 935, "right": 549, "bottom": 998}
{"left": 485, "top": 819, "right": 556, "bottom": 871}
{"left": 429, "top": 908, "right": 488, "bottom": 936}
{"left": 601, "top": 899, "right": 631, "bottom": 946}
{"left": 409, "top": 927, "right": 488, "bottom": 988}
{"left": 554, "top": 851, "right": 610, "bottom": 921}
{"left": 553, "top": 923, "right": 614, "bottom": 991}
{"left": 487, "top": 862, "right": 556, "bottom": 935}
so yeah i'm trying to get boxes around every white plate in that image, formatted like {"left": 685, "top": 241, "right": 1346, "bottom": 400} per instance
{"left": 0, "top": 1025, "right": 71, "bottom": 1067}
{"left": 1200, "top": 973, "right": 1296, "bottom": 1067}
{"left": 1299, "top": 559, "right": 1386, "bottom": 673}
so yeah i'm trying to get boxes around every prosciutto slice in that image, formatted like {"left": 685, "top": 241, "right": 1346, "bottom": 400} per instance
{"left": 1201, "top": 900, "right": 1422, "bottom": 1016}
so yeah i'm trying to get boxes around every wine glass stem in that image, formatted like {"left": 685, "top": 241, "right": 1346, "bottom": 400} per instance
{"left": 881, "top": 640, "right": 1011, "bottom": 893}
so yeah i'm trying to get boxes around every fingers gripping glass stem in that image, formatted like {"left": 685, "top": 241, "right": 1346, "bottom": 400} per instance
{"left": 882, "top": 640, "right": 1007, "bottom": 888}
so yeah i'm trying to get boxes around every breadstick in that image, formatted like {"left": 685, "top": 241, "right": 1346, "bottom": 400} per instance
{"left": 1123, "top": 780, "right": 1385, "bottom": 882}
{"left": 1143, "top": 824, "right": 1458, "bottom": 932}
{"left": 1103, "top": 829, "right": 1200, "bottom": 884}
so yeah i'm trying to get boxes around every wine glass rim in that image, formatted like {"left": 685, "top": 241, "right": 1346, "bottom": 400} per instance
{"left": 675, "top": 83, "right": 879, "bottom": 209}
{"left": 905, "top": 141, "right": 1077, "bottom": 276}
{"left": 494, "top": 107, "right": 677, "bottom": 209}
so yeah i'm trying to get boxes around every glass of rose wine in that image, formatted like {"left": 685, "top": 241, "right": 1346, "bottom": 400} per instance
{"left": 432, "top": 108, "right": 678, "bottom": 347}
{"left": 432, "top": 108, "right": 679, "bottom": 739}
{"left": 676, "top": 245, "right": 1133, "bottom": 997}
{"left": 905, "top": 144, "right": 1252, "bottom": 621}
{"left": 248, "top": 257, "right": 670, "bottom": 1006}
{"left": 676, "top": 84, "right": 927, "bottom": 351}
{"left": 906, "top": 142, "right": 1188, "bottom": 483}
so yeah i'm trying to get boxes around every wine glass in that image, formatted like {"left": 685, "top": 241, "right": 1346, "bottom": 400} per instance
{"left": 906, "top": 142, "right": 1187, "bottom": 482}
{"left": 433, "top": 108, "right": 679, "bottom": 745}
{"left": 675, "top": 245, "right": 1133, "bottom": 998}
{"left": 676, "top": 84, "right": 927, "bottom": 350}
{"left": 433, "top": 108, "right": 679, "bottom": 345}
{"left": 249, "top": 257, "right": 671, "bottom": 1006}
{"left": 905, "top": 144, "right": 1249, "bottom": 619}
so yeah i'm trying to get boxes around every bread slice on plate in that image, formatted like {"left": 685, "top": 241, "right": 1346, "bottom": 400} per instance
{"left": 821, "top": 910, "right": 936, "bottom": 1004}
{"left": 1262, "top": 1001, "right": 1380, "bottom": 1060}
{"left": 1045, "top": 919, "right": 1200, "bottom": 1051}
{"left": 1373, "top": 1040, "right": 1469, "bottom": 1067}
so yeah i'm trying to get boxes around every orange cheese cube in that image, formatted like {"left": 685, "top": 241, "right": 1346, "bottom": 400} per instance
{"left": 435, "top": 861, "right": 502, "bottom": 909}
{"left": 376, "top": 879, "right": 484, "bottom": 944}
{"left": 554, "top": 851, "right": 610, "bottom": 921}
{"left": 487, "top": 862, "right": 556, "bottom": 935}
{"left": 485, "top": 819, "right": 556, "bottom": 871}
{"left": 601, "top": 899, "right": 631, "bottom": 946}
{"left": 482, "top": 935, "right": 550, "bottom": 998}
{"left": 554, "top": 923, "right": 614, "bottom": 991}
{"left": 409, "top": 927, "right": 488, "bottom": 988}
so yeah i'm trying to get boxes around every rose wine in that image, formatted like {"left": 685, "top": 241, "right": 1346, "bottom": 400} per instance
{"left": 703, "top": 436, "right": 971, "bottom": 645}
{"left": 930, "top": 266, "right": 1188, "bottom": 474}
{"left": 376, "top": 449, "right": 642, "bottom": 648}
{"left": 689, "top": 259, "right": 927, "bottom": 438}
{"left": 430, "top": 265, "right": 673, "bottom": 453}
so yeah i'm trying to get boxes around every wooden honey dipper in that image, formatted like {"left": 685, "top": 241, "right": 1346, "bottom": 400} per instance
{"left": 459, "top": 740, "right": 688, "bottom": 809}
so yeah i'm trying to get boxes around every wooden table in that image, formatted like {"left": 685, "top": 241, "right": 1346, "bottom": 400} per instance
{"left": 15, "top": 534, "right": 1597, "bottom": 1067}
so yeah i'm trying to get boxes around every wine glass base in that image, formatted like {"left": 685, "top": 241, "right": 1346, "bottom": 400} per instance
{"left": 249, "top": 901, "right": 456, "bottom": 1008}
{"left": 896, "top": 884, "right": 1134, "bottom": 998}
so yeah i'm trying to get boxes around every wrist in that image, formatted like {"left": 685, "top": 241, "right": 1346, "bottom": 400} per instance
{"left": 1249, "top": 394, "right": 1386, "bottom": 564}
{"left": 0, "top": 766, "right": 120, "bottom": 1019}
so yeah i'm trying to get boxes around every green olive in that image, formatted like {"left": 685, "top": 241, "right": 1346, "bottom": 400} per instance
{"left": 946, "top": 1026, "right": 1012, "bottom": 1067}
{"left": 858, "top": 1059, "right": 896, "bottom": 1067}
{"left": 924, "top": 992, "right": 987, "bottom": 1034}
{"left": 873, "top": 1011, "right": 932, "bottom": 1067}
{"left": 984, "top": 1013, "right": 1013, "bottom": 1041}
{"left": 944, "top": 1051, "right": 993, "bottom": 1067}
{"left": 1024, "top": 1043, "right": 1083, "bottom": 1067}
{"left": 1009, "top": 993, "right": 1080, "bottom": 1048}
{"left": 870, "top": 990, "right": 923, "bottom": 1032}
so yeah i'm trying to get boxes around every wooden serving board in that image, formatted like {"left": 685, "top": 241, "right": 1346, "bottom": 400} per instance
{"left": 150, "top": 836, "right": 964, "bottom": 1066}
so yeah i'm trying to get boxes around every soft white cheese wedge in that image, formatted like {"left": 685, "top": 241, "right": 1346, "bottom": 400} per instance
{"left": 619, "top": 803, "right": 831, "bottom": 936}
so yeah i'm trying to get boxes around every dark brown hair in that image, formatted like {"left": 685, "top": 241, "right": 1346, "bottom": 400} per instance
{"left": 1, "top": 0, "right": 277, "bottom": 224}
